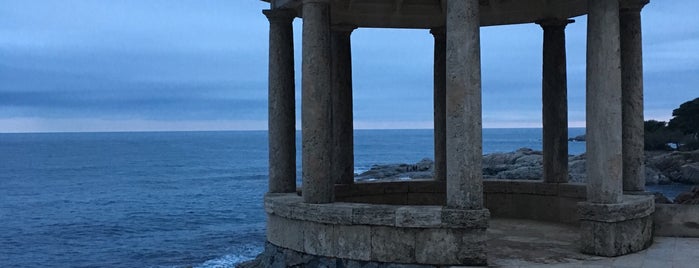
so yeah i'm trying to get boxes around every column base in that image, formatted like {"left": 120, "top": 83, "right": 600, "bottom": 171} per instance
{"left": 578, "top": 195, "right": 655, "bottom": 257}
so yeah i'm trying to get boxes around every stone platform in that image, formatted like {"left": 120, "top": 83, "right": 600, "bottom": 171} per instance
{"left": 240, "top": 218, "right": 699, "bottom": 267}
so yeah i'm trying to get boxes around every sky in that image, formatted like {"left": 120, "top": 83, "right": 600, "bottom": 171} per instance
{"left": 0, "top": 0, "right": 697, "bottom": 133}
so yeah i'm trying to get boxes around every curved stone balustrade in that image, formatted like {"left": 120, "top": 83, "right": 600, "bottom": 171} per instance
{"left": 265, "top": 193, "right": 489, "bottom": 265}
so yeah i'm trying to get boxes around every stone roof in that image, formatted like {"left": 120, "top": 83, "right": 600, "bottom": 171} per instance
{"left": 262, "top": 0, "right": 588, "bottom": 28}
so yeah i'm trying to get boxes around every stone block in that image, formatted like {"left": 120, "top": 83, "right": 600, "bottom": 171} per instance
{"left": 578, "top": 195, "right": 654, "bottom": 222}
{"left": 352, "top": 204, "right": 396, "bottom": 226}
{"left": 382, "top": 181, "right": 409, "bottom": 194}
{"left": 558, "top": 183, "right": 586, "bottom": 198}
{"left": 408, "top": 180, "right": 446, "bottom": 193}
{"left": 507, "top": 180, "right": 539, "bottom": 194}
{"left": 292, "top": 202, "right": 353, "bottom": 224}
{"left": 558, "top": 197, "right": 582, "bottom": 223}
{"left": 395, "top": 206, "right": 442, "bottom": 227}
{"left": 333, "top": 224, "right": 371, "bottom": 261}
{"left": 483, "top": 180, "right": 509, "bottom": 193}
{"left": 334, "top": 184, "right": 353, "bottom": 198}
{"left": 580, "top": 215, "right": 653, "bottom": 256}
{"left": 370, "top": 226, "right": 416, "bottom": 263}
{"left": 534, "top": 182, "right": 560, "bottom": 195}
{"left": 415, "top": 229, "right": 460, "bottom": 264}
{"left": 266, "top": 214, "right": 305, "bottom": 252}
{"left": 441, "top": 208, "right": 489, "bottom": 229}
{"left": 654, "top": 204, "right": 699, "bottom": 237}
{"left": 352, "top": 182, "right": 386, "bottom": 196}
{"left": 407, "top": 193, "right": 444, "bottom": 205}
{"left": 266, "top": 214, "right": 285, "bottom": 246}
{"left": 483, "top": 193, "right": 513, "bottom": 218}
{"left": 458, "top": 229, "right": 488, "bottom": 265}
{"left": 303, "top": 221, "right": 335, "bottom": 256}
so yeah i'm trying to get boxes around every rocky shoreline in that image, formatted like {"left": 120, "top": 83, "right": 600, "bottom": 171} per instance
{"left": 355, "top": 148, "right": 699, "bottom": 204}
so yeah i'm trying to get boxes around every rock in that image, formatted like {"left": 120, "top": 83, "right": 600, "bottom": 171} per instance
{"left": 653, "top": 192, "right": 673, "bottom": 204}
{"left": 645, "top": 166, "right": 671, "bottom": 185}
{"left": 679, "top": 163, "right": 699, "bottom": 184}
{"left": 355, "top": 149, "right": 699, "bottom": 187}
{"left": 355, "top": 158, "right": 434, "bottom": 182}
{"left": 645, "top": 150, "right": 699, "bottom": 183}
{"left": 568, "top": 135, "right": 586, "bottom": 142}
{"left": 674, "top": 187, "right": 699, "bottom": 205}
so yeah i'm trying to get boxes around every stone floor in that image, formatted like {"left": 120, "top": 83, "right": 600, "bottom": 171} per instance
{"left": 482, "top": 218, "right": 699, "bottom": 268}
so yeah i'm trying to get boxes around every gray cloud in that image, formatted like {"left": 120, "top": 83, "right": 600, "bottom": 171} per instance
{"left": 0, "top": 0, "right": 698, "bottom": 131}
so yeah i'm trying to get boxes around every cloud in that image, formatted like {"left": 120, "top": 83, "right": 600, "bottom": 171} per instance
{"left": 1, "top": 0, "right": 698, "bottom": 132}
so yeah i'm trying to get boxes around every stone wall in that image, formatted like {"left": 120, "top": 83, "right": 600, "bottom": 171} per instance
{"left": 264, "top": 193, "right": 488, "bottom": 266}
{"left": 653, "top": 204, "right": 699, "bottom": 237}
{"left": 335, "top": 179, "right": 587, "bottom": 224}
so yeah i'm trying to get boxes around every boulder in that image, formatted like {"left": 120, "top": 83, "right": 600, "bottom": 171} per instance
{"left": 645, "top": 166, "right": 671, "bottom": 185}
{"left": 679, "top": 163, "right": 699, "bottom": 185}
{"left": 674, "top": 187, "right": 699, "bottom": 205}
{"left": 568, "top": 135, "right": 586, "bottom": 142}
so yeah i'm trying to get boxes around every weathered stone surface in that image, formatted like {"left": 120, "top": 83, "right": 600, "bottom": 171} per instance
{"left": 580, "top": 215, "right": 653, "bottom": 256}
{"left": 654, "top": 203, "right": 699, "bottom": 237}
{"left": 586, "top": 0, "right": 624, "bottom": 204}
{"left": 457, "top": 229, "right": 488, "bottom": 265}
{"left": 395, "top": 206, "right": 442, "bottom": 228}
{"left": 267, "top": 214, "right": 305, "bottom": 252}
{"left": 238, "top": 242, "right": 439, "bottom": 268}
{"left": 334, "top": 225, "right": 371, "bottom": 260}
{"left": 264, "top": 8, "right": 297, "bottom": 194}
{"left": 539, "top": 18, "right": 572, "bottom": 184}
{"left": 370, "top": 226, "right": 416, "bottom": 263}
{"left": 432, "top": 27, "right": 447, "bottom": 183}
{"left": 620, "top": 0, "right": 648, "bottom": 193}
{"left": 303, "top": 221, "right": 335, "bottom": 256}
{"left": 578, "top": 195, "right": 654, "bottom": 222}
{"left": 301, "top": 0, "right": 334, "bottom": 204}
{"left": 415, "top": 229, "right": 460, "bottom": 264}
{"left": 446, "top": 0, "right": 484, "bottom": 210}
{"left": 292, "top": 202, "right": 354, "bottom": 224}
{"left": 441, "top": 208, "right": 489, "bottom": 229}
{"left": 330, "top": 24, "right": 355, "bottom": 186}
{"left": 351, "top": 204, "right": 396, "bottom": 226}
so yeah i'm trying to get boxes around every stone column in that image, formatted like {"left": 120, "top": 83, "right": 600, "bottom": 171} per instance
{"left": 301, "top": 0, "right": 333, "bottom": 203}
{"left": 264, "top": 9, "right": 297, "bottom": 193}
{"left": 431, "top": 27, "right": 447, "bottom": 182}
{"left": 537, "top": 19, "right": 573, "bottom": 184}
{"left": 586, "top": 0, "right": 623, "bottom": 204}
{"left": 446, "top": 0, "right": 483, "bottom": 210}
{"left": 331, "top": 24, "right": 356, "bottom": 185}
{"left": 620, "top": 0, "right": 649, "bottom": 192}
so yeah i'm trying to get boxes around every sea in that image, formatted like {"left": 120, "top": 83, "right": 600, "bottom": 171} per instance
{"left": 0, "top": 128, "right": 691, "bottom": 267}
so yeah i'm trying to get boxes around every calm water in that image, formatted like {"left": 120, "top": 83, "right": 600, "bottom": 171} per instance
{"left": 0, "top": 128, "right": 660, "bottom": 267}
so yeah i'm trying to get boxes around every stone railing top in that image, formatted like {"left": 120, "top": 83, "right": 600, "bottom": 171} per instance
{"left": 332, "top": 179, "right": 587, "bottom": 199}
{"left": 265, "top": 193, "right": 489, "bottom": 229}
{"left": 483, "top": 179, "right": 587, "bottom": 198}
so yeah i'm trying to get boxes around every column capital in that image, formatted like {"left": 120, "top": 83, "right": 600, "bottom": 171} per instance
{"left": 619, "top": 0, "right": 649, "bottom": 13}
{"left": 536, "top": 18, "right": 575, "bottom": 28}
{"left": 263, "top": 9, "right": 297, "bottom": 23}
{"left": 430, "top": 27, "right": 446, "bottom": 39}
{"left": 331, "top": 24, "right": 357, "bottom": 34}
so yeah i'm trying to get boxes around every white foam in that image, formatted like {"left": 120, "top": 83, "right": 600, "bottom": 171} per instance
{"left": 196, "top": 246, "right": 262, "bottom": 268}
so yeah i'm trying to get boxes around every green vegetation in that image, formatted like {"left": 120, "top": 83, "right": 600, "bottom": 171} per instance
{"left": 645, "top": 97, "right": 699, "bottom": 151}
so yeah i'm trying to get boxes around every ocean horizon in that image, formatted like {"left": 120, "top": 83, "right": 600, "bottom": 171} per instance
{"left": 0, "top": 128, "right": 686, "bottom": 267}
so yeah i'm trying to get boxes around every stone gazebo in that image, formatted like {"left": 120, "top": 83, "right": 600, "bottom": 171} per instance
{"left": 260, "top": 0, "right": 653, "bottom": 266}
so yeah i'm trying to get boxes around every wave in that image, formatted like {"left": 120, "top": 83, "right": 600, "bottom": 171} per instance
{"left": 195, "top": 245, "right": 263, "bottom": 268}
